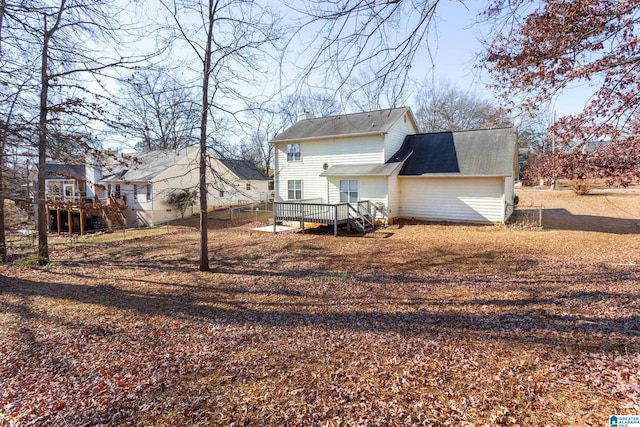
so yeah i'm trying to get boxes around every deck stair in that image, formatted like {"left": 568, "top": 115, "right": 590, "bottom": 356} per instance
{"left": 272, "top": 199, "right": 379, "bottom": 236}
{"left": 84, "top": 195, "right": 126, "bottom": 229}
{"left": 46, "top": 194, "right": 127, "bottom": 234}
{"left": 105, "top": 195, "right": 127, "bottom": 227}
{"left": 347, "top": 202, "right": 375, "bottom": 234}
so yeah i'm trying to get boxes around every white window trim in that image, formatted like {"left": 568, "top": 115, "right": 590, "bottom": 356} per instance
{"left": 287, "top": 143, "right": 301, "bottom": 162}
{"left": 339, "top": 179, "right": 358, "bottom": 203}
{"left": 287, "top": 179, "right": 302, "bottom": 200}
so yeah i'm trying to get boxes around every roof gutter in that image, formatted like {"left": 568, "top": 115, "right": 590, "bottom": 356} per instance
{"left": 399, "top": 174, "right": 512, "bottom": 178}
{"left": 271, "top": 130, "right": 389, "bottom": 144}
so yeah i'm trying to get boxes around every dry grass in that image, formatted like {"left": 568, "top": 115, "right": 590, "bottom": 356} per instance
{"left": 0, "top": 190, "right": 639, "bottom": 426}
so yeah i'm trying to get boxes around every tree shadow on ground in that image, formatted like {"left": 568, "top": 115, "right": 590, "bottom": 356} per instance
{"left": 515, "top": 208, "right": 639, "bottom": 234}
{"left": 1, "top": 270, "right": 638, "bottom": 354}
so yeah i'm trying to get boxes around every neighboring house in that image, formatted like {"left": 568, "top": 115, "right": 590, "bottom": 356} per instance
{"left": 211, "top": 158, "right": 270, "bottom": 206}
{"left": 271, "top": 107, "right": 517, "bottom": 227}
{"left": 518, "top": 147, "right": 530, "bottom": 179}
{"left": 32, "top": 163, "right": 87, "bottom": 201}
{"left": 32, "top": 146, "right": 269, "bottom": 229}
{"left": 99, "top": 147, "right": 269, "bottom": 226}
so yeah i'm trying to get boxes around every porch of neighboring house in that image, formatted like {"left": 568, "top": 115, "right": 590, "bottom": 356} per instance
{"left": 46, "top": 194, "right": 128, "bottom": 236}
{"left": 272, "top": 199, "right": 379, "bottom": 236}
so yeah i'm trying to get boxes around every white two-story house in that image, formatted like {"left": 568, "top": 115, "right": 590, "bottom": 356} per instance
{"left": 271, "top": 107, "right": 517, "bottom": 231}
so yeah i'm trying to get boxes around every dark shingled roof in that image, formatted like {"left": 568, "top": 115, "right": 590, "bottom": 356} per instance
{"left": 45, "top": 164, "right": 86, "bottom": 181}
{"left": 388, "top": 127, "right": 517, "bottom": 176}
{"left": 271, "top": 107, "right": 412, "bottom": 142}
{"left": 218, "top": 158, "right": 269, "bottom": 181}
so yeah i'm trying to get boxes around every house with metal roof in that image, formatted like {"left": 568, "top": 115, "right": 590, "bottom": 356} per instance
{"left": 270, "top": 107, "right": 517, "bottom": 231}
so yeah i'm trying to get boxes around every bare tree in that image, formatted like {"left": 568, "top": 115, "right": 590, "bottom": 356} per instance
{"left": 159, "top": 0, "right": 281, "bottom": 271}
{"left": 0, "top": 87, "right": 24, "bottom": 262}
{"left": 345, "top": 69, "right": 411, "bottom": 112}
{"left": 285, "top": 0, "right": 446, "bottom": 100}
{"left": 277, "top": 91, "right": 341, "bottom": 126}
{"left": 414, "top": 80, "right": 508, "bottom": 132}
{"left": 239, "top": 107, "right": 279, "bottom": 172}
{"left": 517, "top": 113, "right": 553, "bottom": 154}
{"left": 1, "top": 1, "right": 151, "bottom": 263}
{"left": 116, "top": 69, "right": 199, "bottom": 151}
{"left": 0, "top": 1, "right": 37, "bottom": 262}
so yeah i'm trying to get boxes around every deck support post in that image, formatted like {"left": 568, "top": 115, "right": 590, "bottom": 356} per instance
{"left": 300, "top": 207, "right": 305, "bottom": 233}
{"left": 273, "top": 202, "right": 276, "bottom": 234}
{"left": 68, "top": 207, "right": 73, "bottom": 236}
{"left": 79, "top": 209, "right": 85, "bottom": 236}
{"left": 56, "top": 208, "right": 61, "bottom": 235}
{"left": 334, "top": 205, "right": 338, "bottom": 236}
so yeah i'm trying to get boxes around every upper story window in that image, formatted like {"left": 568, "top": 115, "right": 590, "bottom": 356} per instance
{"left": 287, "top": 143, "right": 301, "bottom": 161}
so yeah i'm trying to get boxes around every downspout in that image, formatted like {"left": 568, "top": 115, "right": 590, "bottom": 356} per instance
{"left": 150, "top": 181, "right": 154, "bottom": 226}
{"left": 273, "top": 149, "right": 279, "bottom": 201}
{"left": 326, "top": 177, "right": 330, "bottom": 204}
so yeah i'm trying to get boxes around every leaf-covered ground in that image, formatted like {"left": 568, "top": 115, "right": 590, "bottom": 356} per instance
{"left": 1, "top": 190, "right": 639, "bottom": 426}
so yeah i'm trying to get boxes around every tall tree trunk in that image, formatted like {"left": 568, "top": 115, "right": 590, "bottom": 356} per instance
{"left": 37, "top": 27, "right": 50, "bottom": 263}
{"left": 0, "top": 148, "right": 5, "bottom": 263}
{"left": 36, "top": 1, "right": 66, "bottom": 264}
{"left": 198, "top": 0, "right": 215, "bottom": 272}
{"left": 0, "top": 0, "right": 7, "bottom": 262}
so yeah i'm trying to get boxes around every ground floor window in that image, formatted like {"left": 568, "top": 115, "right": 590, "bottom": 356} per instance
{"left": 146, "top": 184, "right": 151, "bottom": 200}
{"left": 288, "top": 180, "right": 302, "bottom": 200}
{"left": 339, "top": 179, "right": 358, "bottom": 203}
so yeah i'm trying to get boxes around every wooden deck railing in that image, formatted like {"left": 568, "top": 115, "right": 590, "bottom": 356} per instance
{"left": 273, "top": 201, "right": 351, "bottom": 236}
{"left": 273, "top": 199, "right": 381, "bottom": 236}
{"left": 45, "top": 194, "right": 127, "bottom": 206}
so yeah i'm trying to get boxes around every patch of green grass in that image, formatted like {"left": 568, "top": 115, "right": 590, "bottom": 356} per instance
{"left": 308, "top": 271, "right": 353, "bottom": 285}
{"left": 13, "top": 254, "right": 54, "bottom": 268}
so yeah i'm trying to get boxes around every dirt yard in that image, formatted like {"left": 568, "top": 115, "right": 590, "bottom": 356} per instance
{"left": 0, "top": 190, "right": 638, "bottom": 426}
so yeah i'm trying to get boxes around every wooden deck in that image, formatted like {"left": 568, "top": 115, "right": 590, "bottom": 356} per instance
{"left": 46, "top": 195, "right": 127, "bottom": 235}
{"left": 273, "top": 200, "right": 377, "bottom": 236}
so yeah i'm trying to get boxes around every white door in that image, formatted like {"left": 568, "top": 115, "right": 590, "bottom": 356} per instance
{"left": 63, "top": 183, "right": 75, "bottom": 202}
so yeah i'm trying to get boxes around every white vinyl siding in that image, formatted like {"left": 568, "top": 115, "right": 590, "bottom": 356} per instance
{"left": 274, "top": 135, "right": 385, "bottom": 202}
{"left": 327, "top": 176, "right": 388, "bottom": 208}
{"left": 399, "top": 177, "right": 506, "bottom": 223}
{"left": 383, "top": 111, "right": 418, "bottom": 162}
{"left": 504, "top": 176, "right": 515, "bottom": 220}
{"left": 387, "top": 172, "right": 400, "bottom": 221}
